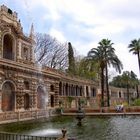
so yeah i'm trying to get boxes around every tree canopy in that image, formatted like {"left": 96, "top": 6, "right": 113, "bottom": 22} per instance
{"left": 35, "top": 33, "right": 68, "bottom": 70}
{"left": 87, "top": 39, "right": 123, "bottom": 106}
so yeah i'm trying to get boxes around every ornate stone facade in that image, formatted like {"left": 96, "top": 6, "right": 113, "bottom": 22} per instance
{"left": 0, "top": 5, "right": 138, "bottom": 120}
{"left": 0, "top": 5, "right": 100, "bottom": 114}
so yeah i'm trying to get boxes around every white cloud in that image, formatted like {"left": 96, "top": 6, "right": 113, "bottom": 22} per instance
{"left": 114, "top": 43, "right": 139, "bottom": 78}
{"left": 3, "top": 0, "right": 140, "bottom": 77}
{"left": 74, "top": 41, "right": 97, "bottom": 56}
{"left": 49, "top": 29, "right": 66, "bottom": 42}
{"left": 91, "top": 22, "right": 125, "bottom": 37}
{"left": 74, "top": 41, "right": 140, "bottom": 78}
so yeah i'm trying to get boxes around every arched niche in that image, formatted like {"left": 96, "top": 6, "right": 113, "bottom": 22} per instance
{"left": 2, "top": 81, "right": 15, "bottom": 111}
{"left": 50, "top": 94, "right": 54, "bottom": 107}
{"left": 3, "top": 34, "right": 15, "bottom": 60}
{"left": 24, "top": 94, "right": 30, "bottom": 110}
{"left": 50, "top": 85, "right": 54, "bottom": 92}
{"left": 37, "top": 86, "right": 46, "bottom": 109}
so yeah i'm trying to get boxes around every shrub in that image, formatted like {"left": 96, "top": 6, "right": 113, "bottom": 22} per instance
{"left": 133, "top": 99, "right": 140, "bottom": 106}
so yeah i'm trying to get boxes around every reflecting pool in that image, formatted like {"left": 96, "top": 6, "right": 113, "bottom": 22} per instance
{"left": 0, "top": 116, "right": 140, "bottom": 140}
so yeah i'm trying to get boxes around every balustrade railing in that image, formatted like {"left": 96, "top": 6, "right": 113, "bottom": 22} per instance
{"left": 0, "top": 132, "right": 58, "bottom": 140}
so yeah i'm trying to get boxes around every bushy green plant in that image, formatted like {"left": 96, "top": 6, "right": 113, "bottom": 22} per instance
{"left": 66, "top": 96, "right": 74, "bottom": 108}
{"left": 80, "top": 98, "right": 86, "bottom": 106}
{"left": 133, "top": 99, "right": 140, "bottom": 106}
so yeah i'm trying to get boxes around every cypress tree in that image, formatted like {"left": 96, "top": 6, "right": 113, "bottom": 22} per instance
{"left": 68, "top": 42, "right": 75, "bottom": 74}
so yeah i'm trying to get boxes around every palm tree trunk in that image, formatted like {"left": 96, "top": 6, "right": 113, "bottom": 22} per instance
{"left": 105, "top": 65, "right": 110, "bottom": 107}
{"left": 127, "top": 84, "right": 130, "bottom": 105}
{"left": 136, "top": 85, "right": 139, "bottom": 98}
{"left": 138, "top": 51, "right": 140, "bottom": 74}
{"left": 101, "top": 67, "right": 104, "bottom": 107}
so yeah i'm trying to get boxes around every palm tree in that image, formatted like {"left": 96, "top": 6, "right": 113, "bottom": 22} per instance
{"left": 121, "top": 71, "right": 131, "bottom": 104}
{"left": 87, "top": 39, "right": 123, "bottom": 107}
{"left": 98, "top": 39, "right": 123, "bottom": 107}
{"left": 130, "top": 71, "right": 140, "bottom": 99}
{"left": 87, "top": 46, "right": 105, "bottom": 107}
{"left": 128, "top": 39, "right": 140, "bottom": 74}
{"left": 110, "top": 71, "right": 139, "bottom": 100}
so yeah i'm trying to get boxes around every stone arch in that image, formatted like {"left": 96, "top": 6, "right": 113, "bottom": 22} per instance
{"left": 24, "top": 94, "right": 30, "bottom": 110}
{"left": 37, "top": 86, "right": 46, "bottom": 109}
{"left": 1, "top": 81, "right": 15, "bottom": 111}
{"left": 2, "top": 33, "right": 15, "bottom": 60}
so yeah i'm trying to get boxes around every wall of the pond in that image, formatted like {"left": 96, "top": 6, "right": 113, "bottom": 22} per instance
{"left": 0, "top": 108, "right": 57, "bottom": 124}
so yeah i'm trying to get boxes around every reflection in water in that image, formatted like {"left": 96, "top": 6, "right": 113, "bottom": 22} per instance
{"left": 0, "top": 116, "right": 140, "bottom": 140}
{"left": 30, "top": 128, "right": 61, "bottom": 136}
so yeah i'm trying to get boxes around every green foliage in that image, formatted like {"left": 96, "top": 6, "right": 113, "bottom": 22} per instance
{"left": 55, "top": 108, "right": 62, "bottom": 114}
{"left": 110, "top": 70, "right": 139, "bottom": 105}
{"left": 66, "top": 96, "right": 74, "bottom": 108}
{"left": 128, "top": 38, "right": 140, "bottom": 75}
{"left": 68, "top": 42, "right": 75, "bottom": 74}
{"left": 75, "top": 57, "right": 99, "bottom": 80}
{"left": 80, "top": 98, "right": 86, "bottom": 106}
{"left": 132, "top": 99, "right": 140, "bottom": 106}
{"left": 109, "top": 71, "right": 139, "bottom": 88}
{"left": 66, "top": 96, "right": 74, "bottom": 103}
{"left": 87, "top": 38, "right": 123, "bottom": 107}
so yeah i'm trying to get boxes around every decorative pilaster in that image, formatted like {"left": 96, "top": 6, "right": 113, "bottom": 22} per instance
{"left": 16, "top": 94, "right": 23, "bottom": 110}
{"left": 54, "top": 82, "right": 59, "bottom": 106}
{"left": 16, "top": 78, "right": 24, "bottom": 110}
{"left": 16, "top": 40, "right": 22, "bottom": 62}
{"left": 29, "top": 94, "right": 34, "bottom": 108}
{"left": 0, "top": 29, "right": 2, "bottom": 58}
{"left": 31, "top": 81, "right": 37, "bottom": 108}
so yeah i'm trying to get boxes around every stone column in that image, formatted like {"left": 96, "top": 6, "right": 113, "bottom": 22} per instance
{"left": 74, "top": 86, "right": 76, "bottom": 96}
{"left": 89, "top": 86, "right": 91, "bottom": 97}
{"left": 61, "top": 83, "right": 63, "bottom": 96}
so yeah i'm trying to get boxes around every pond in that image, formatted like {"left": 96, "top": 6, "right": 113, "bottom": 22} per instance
{"left": 0, "top": 116, "right": 140, "bottom": 140}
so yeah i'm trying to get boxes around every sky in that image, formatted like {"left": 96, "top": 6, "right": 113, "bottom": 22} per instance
{"left": 1, "top": 0, "right": 140, "bottom": 79}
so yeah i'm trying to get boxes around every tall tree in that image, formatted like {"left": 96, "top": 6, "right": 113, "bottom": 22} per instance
{"left": 128, "top": 39, "right": 140, "bottom": 74}
{"left": 74, "top": 55, "right": 99, "bottom": 80}
{"left": 121, "top": 71, "right": 131, "bottom": 105}
{"left": 87, "top": 45, "right": 106, "bottom": 107}
{"left": 110, "top": 71, "right": 139, "bottom": 104}
{"left": 130, "top": 71, "right": 140, "bottom": 98}
{"left": 98, "top": 39, "right": 123, "bottom": 107}
{"left": 87, "top": 39, "right": 123, "bottom": 107}
{"left": 68, "top": 42, "right": 75, "bottom": 74}
{"left": 35, "top": 33, "right": 68, "bottom": 70}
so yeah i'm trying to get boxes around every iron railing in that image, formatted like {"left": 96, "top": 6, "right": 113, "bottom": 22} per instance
{"left": 0, "top": 132, "right": 76, "bottom": 140}
{"left": 0, "top": 132, "right": 58, "bottom": 140}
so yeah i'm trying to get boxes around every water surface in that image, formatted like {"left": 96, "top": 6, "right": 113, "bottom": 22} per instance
{"left": 0, "top": 116, "right": 140, "bottom": 140}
